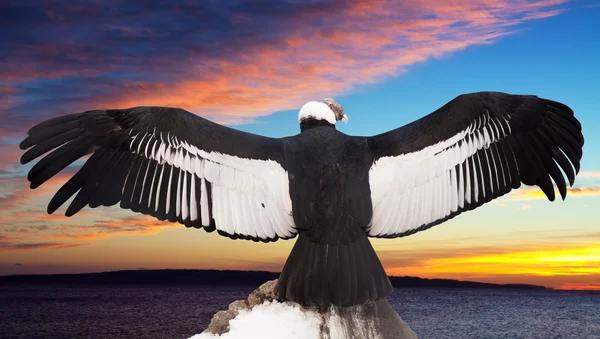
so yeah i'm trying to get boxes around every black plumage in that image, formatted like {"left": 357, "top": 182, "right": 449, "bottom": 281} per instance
{"left": 19, "top": 92, "right": 584, "bottom": 308}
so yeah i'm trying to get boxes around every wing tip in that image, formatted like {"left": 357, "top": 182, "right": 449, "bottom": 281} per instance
{"left": 19, "top": 137, "right": 32, "bottom": 151}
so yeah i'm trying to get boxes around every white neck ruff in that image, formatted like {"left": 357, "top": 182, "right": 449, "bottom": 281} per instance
{"left": 298, "top": 101, "right": 336, "bottom": 125}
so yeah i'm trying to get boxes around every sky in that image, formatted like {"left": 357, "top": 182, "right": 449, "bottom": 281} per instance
{"left": 1, "top": 0, "right": 599, "bottom": 290}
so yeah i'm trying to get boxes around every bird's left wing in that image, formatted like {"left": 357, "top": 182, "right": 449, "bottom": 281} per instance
{"left": 20, "top": 107, "right": 296, "bottom": 242}
{"left": 366, "top": 92, "right": 584, "bottom": 238}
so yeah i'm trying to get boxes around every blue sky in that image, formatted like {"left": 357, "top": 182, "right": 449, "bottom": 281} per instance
{"left": 238, "top": 2, "right": 599, "bottom": 172}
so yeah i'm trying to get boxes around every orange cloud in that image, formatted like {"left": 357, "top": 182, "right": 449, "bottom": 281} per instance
{"left": 1, "top": 168, "right": 176, "bottom": 247}
{"left": 0, "top": 242, "right": 88, "bottom": 251}
{"left": 11, "top": 210, "right": 96, "bottom": 222}
{"left": 0, "top": 235, "right": 19, "bottom": 241}
{"left": 43, "top": 215, "right": 178, "bottom": 240}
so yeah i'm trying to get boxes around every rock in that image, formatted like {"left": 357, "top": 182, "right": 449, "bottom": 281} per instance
{"left": 247, "top": 279, "right": 277, "bottom": 307}
{"left": 203, "top": 309, "right": 236, "bottom": 335}
{"left": 228, "top": 300, "right": 249, "bottom": 313}
{"left": 201, "top": 280, "right": 279, "bottom": 335}
{"left": 195, "top": 279, "right": 418, "bottom": 339}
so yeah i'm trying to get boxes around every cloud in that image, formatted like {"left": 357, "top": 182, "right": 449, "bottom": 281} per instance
{"left": 0, "top": 86, "right": 18, "bottom": 115}
{"left": 0, "top": 241, "right": 87, "bottom": 251}
{"left": 0, "top": 0, "right": 566, "bottom": 137}
{"left": 509, "top": 185, "right": 600, "bottom": 200}
{"left": 43, "top": 215, "right": 178, "bottom": 240}
{"left": 579, "top": 171, "right": 600, "bottom": 178}
{"left": 0, "top": 171, "right": 175, "bottom": 247}
{"left": 0, "top": 235, "right": 19, "bottom": 241}
{"left": 0, "top": 172, "right": 76, "bottom": 211}
{"left": 0, "top": 143, "right": 28, "bottom": 177}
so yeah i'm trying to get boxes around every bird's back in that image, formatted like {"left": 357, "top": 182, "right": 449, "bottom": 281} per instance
{"left": 278, "top": 127, "right": 393, "bottom": 307}
{"left": 282, "top": 127, "right": 373, "bottom": 245}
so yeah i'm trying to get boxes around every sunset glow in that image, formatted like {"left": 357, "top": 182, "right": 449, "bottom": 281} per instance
{"left": 395, "top": 246, "right": 600, "bottom": 277}
{"left": 1, "top": 0, "right": 599, "bottom": 292}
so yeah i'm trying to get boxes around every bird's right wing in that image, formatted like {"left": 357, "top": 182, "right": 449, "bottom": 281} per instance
{"left": 20, "top": 106, "right": 296, "bottom": 242}
{"left": 366, "top": 92, "right": 584, "bottom": 238}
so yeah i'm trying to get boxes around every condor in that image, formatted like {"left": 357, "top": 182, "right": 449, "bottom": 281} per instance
{"left": 20, "top": 92, "right": 584, "bottom": 308}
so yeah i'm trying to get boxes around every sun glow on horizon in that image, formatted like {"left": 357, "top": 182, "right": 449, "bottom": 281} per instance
{"left": 385, "top": 245, "right": 600, "bottom": 289}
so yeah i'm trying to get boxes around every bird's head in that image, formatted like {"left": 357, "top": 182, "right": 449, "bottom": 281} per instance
{"left": 298, "top": 98, "right": 348, "bottom": 131}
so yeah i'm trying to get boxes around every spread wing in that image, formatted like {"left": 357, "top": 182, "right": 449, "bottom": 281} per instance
{"left": 20, "top": 106, "right": 296, "bottom": 242}
{"left": 366, "top": 92, "right": 584, "bottom": 238}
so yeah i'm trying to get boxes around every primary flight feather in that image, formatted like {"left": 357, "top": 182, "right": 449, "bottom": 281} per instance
{"left": 20, "top": 92, "right": 584, "bottom": 307}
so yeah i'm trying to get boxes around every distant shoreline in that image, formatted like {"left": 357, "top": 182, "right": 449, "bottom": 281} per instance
{"left": 0, "top": 269, "right": 550, "bottom": 290}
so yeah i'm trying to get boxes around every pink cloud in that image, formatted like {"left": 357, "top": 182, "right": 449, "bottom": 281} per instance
{"left": 0, "top": 87, "right": 18, "bottom": 116}
{"left": 1, "top": 0, "right": 566, "bottom": 125}
{"left": 118, "top": 1, "right": 563, "bottom": 121}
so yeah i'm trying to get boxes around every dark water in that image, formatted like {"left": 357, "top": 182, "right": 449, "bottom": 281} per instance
{"left": 1, "top": 285, "right": 599, "bottom": 339}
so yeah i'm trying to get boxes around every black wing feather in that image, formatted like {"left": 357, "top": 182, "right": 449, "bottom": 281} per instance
{"left": 367, "top": 92, "right": 584, "bottom": 238}
{"left": 20, "top": 106, "right": 287, "bottom": 242}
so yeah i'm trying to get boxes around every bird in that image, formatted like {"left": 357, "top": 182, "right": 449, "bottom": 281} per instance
{"left": 19, "top": 92, "right": 584, "bottom": 308}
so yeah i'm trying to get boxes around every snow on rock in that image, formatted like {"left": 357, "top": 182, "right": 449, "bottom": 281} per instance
{"left": 190, "top": 300, "right": 322, "bottom": 339}
{"left": 190, "top": 280, "right": 419, "bottom": 339}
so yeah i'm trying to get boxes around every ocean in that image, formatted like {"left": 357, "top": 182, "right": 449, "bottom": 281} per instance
{"left": 1, "top": 284, "right": 599, "bottom": 339}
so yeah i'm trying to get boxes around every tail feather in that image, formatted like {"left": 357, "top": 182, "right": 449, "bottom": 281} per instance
{"left": 276, "top": 233, "right": 393, "bottom": 308}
